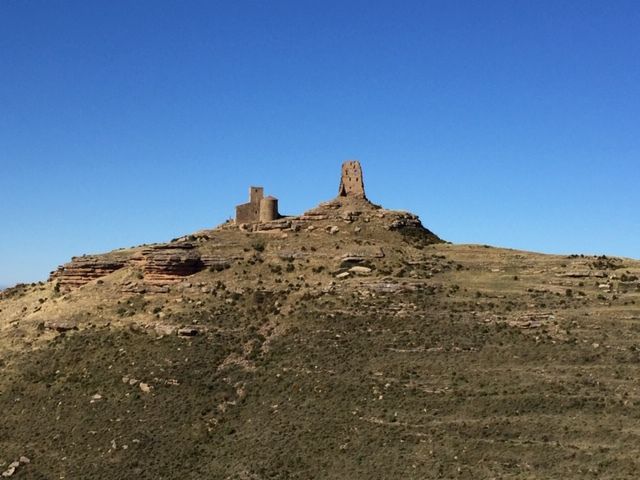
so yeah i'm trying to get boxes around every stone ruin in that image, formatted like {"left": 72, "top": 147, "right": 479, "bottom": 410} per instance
{"left": 235, "top": 186, "right": 279, "bottom": 224}
{"left": 338, "top": 160, "right": 366, "bottom": 199}
{"left": 234, "top": 160, "right": 366, "bottom": 224}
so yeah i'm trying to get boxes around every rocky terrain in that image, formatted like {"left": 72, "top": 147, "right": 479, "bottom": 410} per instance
{"left": 1, "top": 185, "right": 640, "bottom": 479}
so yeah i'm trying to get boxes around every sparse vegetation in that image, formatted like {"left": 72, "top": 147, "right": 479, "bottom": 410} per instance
{"left": 251, "top": 238, "right": 266, "bottom": 252}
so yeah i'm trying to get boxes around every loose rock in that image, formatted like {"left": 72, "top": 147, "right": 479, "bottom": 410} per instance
{"left": 349, "top": 266, "right": 372, "bottom": 275}
{"left": 178, "top": 327, "right": 200, "bottom": 336}
{"left": 1, "top": 467, "right": 15, "bottom": 477}
{"left": 44, "top": 321, "right": 78, "bottom": 332}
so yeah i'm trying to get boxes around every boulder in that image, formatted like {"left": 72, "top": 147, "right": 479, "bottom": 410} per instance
{"left": 349, "top": 266, "right": 372, "bottom": 275}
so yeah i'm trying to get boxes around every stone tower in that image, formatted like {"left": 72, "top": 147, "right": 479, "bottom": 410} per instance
{"left": 259, "top": 196, "right": 279, "bottom": 223}
{"left": 338, "top": 160, "right": 366, "bottom": 199}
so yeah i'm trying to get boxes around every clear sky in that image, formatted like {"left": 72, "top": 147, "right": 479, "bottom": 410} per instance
{"left": 1, "top": 1, "right": 639, "bottom": 286}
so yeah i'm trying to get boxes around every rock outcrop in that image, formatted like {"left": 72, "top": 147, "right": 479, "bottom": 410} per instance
{"left": 135, "top": 243, "right": 205, "bottom": 284}
{"left": 50, "top": 254, "right": 129, "bottom": 291}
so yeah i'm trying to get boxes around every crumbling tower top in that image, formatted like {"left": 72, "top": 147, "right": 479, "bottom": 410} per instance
{"left": 338, "top": 160, "right": 366, "bottom": 199}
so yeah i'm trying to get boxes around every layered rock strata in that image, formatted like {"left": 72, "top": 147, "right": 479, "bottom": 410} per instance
{"left": 50, "top": 255, "right": 129, "bottom": 291}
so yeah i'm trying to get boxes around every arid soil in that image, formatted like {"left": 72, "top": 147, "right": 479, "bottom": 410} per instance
{"left": 1, "top": 197, "right": 639, "bottom": 479}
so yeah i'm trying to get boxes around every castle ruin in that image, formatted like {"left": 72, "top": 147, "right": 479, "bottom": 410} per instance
{"left": 338, "top": 160, "right": 366, "bottom": 198}
{"left": 235, "top": 186, "right": 279, "bottom": 224}
{"left": 235, "top": 160, "right": 366, "bottom": 224}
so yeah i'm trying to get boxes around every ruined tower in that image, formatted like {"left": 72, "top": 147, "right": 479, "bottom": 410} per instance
{"left": 338, "top": 160, "right": 366, "bottom": 199}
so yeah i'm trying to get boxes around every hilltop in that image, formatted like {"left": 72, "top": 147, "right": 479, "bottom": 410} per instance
{"left": 1, "top": 162, "right": 640, "bottom": 479}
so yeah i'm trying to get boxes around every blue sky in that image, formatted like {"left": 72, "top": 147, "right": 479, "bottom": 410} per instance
{"left": 1, "top": 0, "right": 639, "bottom": 286}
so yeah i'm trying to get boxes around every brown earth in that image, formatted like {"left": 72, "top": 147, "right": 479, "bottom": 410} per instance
{"left": 1, "top": 195, "right": 640, "bottom": 479}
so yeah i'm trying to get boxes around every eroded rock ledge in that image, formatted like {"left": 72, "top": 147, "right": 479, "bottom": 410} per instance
{"left": 50, "top": 254, "right": 130, "bottom": 291}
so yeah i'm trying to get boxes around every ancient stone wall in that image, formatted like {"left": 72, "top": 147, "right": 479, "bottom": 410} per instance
{"left": 235, "top": 186, "right": 263, "bottom": 223}
{"left": 338, "top": 160, "right": 366, "bottom": 198}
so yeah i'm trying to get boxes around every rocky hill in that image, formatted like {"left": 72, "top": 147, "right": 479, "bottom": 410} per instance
{"left": 1, "top": 163, "right": 640, "bottom": 479}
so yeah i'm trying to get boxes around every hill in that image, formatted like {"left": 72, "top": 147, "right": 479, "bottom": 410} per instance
{"left": 1, "top": 163, "right": 639, "bottom": 479}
